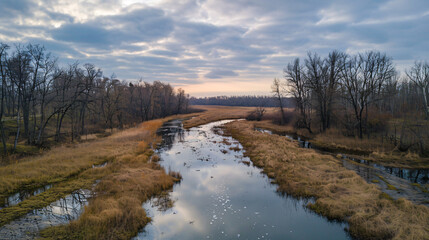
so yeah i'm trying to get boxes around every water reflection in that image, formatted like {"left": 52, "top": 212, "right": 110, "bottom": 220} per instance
{"left": 0, "top": 184, "right": 53, "bottom": 209}
{"left": 254, "top": 127, "right": 429, "bottom": 205}
{"left": 255, "top": 128, "right": 429, "bottom": 185}
{"left": 135, "top": 120, "right": 350, "bottom": 239}
{"left": 0, "top": 189, "right": 91, "bottom": 239}
{"left": 342, "top": 156, "right": 429, "bottom": 185}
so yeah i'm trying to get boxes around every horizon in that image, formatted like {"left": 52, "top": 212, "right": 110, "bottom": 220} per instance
{"left": 1, "top": 0, "right": 428, "bottom": 96}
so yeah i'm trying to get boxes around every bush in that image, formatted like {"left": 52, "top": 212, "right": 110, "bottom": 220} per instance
{"left": 263, "top": 110, "right": 294, "bottom": 125}
{"left": 246, "top": 107, "right": 266, "bottom": 121}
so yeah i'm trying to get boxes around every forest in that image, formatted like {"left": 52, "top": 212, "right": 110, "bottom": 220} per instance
{"left": 190, "top": 95, "right": 294, "bottom": 107}
{"left": 273, "top": 50, "right": 429, "bottom": 156}
{"left": 0, "top": 43, "right": 190, "bottom": 156}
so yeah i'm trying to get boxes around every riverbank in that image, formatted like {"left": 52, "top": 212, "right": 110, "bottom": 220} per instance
{"left": 0, "top": 118, "right": 184, "bottom": 239}
{"left": 38, "top": 120, "right": 182, "bottom": 239}
{"left": 224, "top": 120, "right": 429, "bottom": 239}
{"left": 134, "top": 119, "right": 351, "bottom": 239}
{"left": 253, "top": 120, "right": 429, "bottom": 169}
{"left": 183, "top": 105, "right": 273, "bottom": 129}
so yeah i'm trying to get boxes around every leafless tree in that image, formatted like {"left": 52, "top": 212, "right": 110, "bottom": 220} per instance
{"left": 340, "top": 51, "right": 395, "bottom": 138}
{"left": 284, "top": 59, "right": 312, "bottom": 132}
{"left": 406, "top": 61, "right": 429, "bottom": 119}
{"left": 0, "top": 43, "right": 9, "bottom": 153}
{"left": 271, "top": 78, "right": 286, "bottom": 125}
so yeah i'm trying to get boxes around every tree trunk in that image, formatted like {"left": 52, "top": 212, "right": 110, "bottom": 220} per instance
{"left": 14, "top": 107, "right": 20, "bottom": 151}
{"left": 421, "top": 86, "right": 429, "bottom": 119}
{"left": 0, "top": 122, "right": 7, "bottom": 154}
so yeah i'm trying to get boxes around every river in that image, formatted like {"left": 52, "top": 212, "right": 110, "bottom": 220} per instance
{"left": 134, "top": 120, "right": 351, "bottom": 239}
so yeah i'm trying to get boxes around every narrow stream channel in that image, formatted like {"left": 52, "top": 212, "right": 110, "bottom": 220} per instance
{"left": 255, "top": 128, "right": 429, "bottom": 206}
{"left": 135, "top": 120, "right": 351, "bottom": 239}
{"left": 0, "top": 161, "right": 108, "bottom": 210}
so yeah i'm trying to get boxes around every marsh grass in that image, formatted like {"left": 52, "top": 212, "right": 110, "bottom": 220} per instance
{"left": 411, "top": 183, "right": 429, "bottom": 193}
{"left": 224, "top": 120, "right": 429, "bottom": 240}
{"left": 0, "top": 165, "right": 113, "bottom": 227}
{"left": 254, "top": 119, "right": 429, "bottom": 168}
{"left": 39, "top": 119, "right": 181, "bottom": 239}
{"left": 182, "top": 105, "right": 273, "bottom": 128}
{"left": 0, "top": 115, "right": 194, "bottom": 239}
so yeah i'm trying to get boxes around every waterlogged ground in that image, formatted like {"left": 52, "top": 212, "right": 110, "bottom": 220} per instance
{"left": 0, "top": 189, "right": 92, "bottom": 239}
{"left": 255, "top": 128, "right": 429, "bottom": 206}
{"left": 135, "top": 120, "right": 350, "bottom": 239}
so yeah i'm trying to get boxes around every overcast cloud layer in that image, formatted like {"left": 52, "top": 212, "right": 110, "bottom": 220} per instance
{"left": 0, "top": 0, "right": 428, "bottom": 96}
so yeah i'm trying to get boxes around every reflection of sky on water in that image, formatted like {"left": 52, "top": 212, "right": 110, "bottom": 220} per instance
{"left": 135, "top": 120, "right": 350, "bottom": 240}
{"left": 0, "top": 189, "right": 91, "bottom": 239}
{"left": 1, "top": 184, "right": 53, "bottom": 209}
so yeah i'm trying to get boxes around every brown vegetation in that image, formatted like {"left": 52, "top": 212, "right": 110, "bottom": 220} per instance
{"left": 0, "top": 116, "right": 188, "bottom": 238}
{"left": 224, "top": 120, "right": 429, "bottom": 240}
{"left": 183, "top": 105, "right": 276, "bottom": 129}
{"left": 38, "top": 120, "right": 181, "bottom": 239}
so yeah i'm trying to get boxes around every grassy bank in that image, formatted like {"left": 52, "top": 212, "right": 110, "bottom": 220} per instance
{"left": 224, "top": 120, "right": 429, "bottom": 239}
{"left": 38, "top": 120, "right": 181, "bottom": 239}
{"left": 0, "top": 116, "right": 187, "bottom": 239}
{"left": 183, "top": 105, "right": 274, "bottom": 129}
{"left": 0, "top": 164, "right": 113, "bottom": 227}
{"left": 252, "top": 119, "right": 429, "bottom": 169}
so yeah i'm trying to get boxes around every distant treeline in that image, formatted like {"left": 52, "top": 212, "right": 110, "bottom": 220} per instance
{"left": 0, "top": 42, "right": 190, "bottom": 153}
{"left": 190, "top": 95, "right": 294, "bottom": 108}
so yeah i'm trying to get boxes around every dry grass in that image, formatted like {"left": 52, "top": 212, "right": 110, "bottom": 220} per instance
{"left": 224, "top": 120, "right": 429, "bottom": 240}
{"left": 367, "top": 151, "right": 429, "bottom": 169}
{"left": 183, "top": 105, "right": 277, "bottom": 129}
{"left": 253, "top": 120, "right": 297, "bottom": 135}
{"left": 254, "top": 120, "right": 429, "bottom": 168}
{"left": 0, "top": 116, "right": 186, "bottom": 239}
{"left": 313, "top": 128, "right": 391, "bottom": 154}
{"left": 0, "top": 165, "right": 113, "bottom": 227}
{"left": 39, "top": 119, "right": 181, "bottom": 239}
{"left": 312, "top": 128, "right": 429, "bottom": 168}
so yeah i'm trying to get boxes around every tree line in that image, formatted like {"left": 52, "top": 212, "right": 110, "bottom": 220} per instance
{"left": 0, "top": 42, "right": 189, "bottom": 153}
{"left": 274, "top": 50, "right": 429, "bottom": 154}
{"left": 190, "top": 95, "right": 294, "bottom": 108}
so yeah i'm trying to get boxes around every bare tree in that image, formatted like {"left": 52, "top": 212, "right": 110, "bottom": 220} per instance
{"left": 284, "top": 59, "right": 312, "bottom": 132}
{"left": 7, "top": 45, "right": 32, "bottom": 150}
{"left": 340, "top": 51, "right": 395, "bottom": 138}
{"left": 79, "top": 63, "right": 100, "bottom": 134}
{"left": 0, "top": 43, "right": 9, "bottom": 153}
{"left": 271, "top": 78, "right": 286, "bottom": 125}
{"left": 35, "top": 55, "right": 59, "bottom": 145}
{"left": 176, "top": 88, "right": 186, "bottom": 114}
{"left": 406, "top": 61, "right": 429, "bottom": 119}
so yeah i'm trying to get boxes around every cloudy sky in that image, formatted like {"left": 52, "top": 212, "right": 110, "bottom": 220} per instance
{"left": 0, "top": 0, "right": 428, "bottom": 96}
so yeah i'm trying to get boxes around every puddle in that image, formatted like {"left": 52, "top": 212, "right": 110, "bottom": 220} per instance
{"left": 0, "top": 161, "right": 107, "bottom": 211}
{"left": 134, "top": 120, "right": 351, "bottom": 239}
{"left": 255, "top": 127, "right": 429, "bottom": 205}
{"left": 92, "top": 161, "right": 108, "bottom": 168}
{"left": 255, "top": 128, "right": 312, "bottom": 148}
{"left": 0, "top": 189, "right": 92, "bottom": 239}
{"left": 0, "top": 184, "right": 53, "bottom": 210}
{"left": 339, "top": 156, "right": 428, "bottom": 185}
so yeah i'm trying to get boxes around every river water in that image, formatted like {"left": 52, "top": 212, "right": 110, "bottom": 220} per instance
{"left": 135, "top": 120, "right": 350, "bottom": 239}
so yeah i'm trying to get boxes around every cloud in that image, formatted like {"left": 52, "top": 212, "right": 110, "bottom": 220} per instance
{"left": 0, "top": 0, "right": 428, "bottom": 96}
{"left": 205, "top": 69, "right": 238, "bottom": 79}
{"left": 50, "top": 7, "right": 174, "bottom": 48}
{"left": 52, "top": 23, "right": 113, "bottom": 45}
